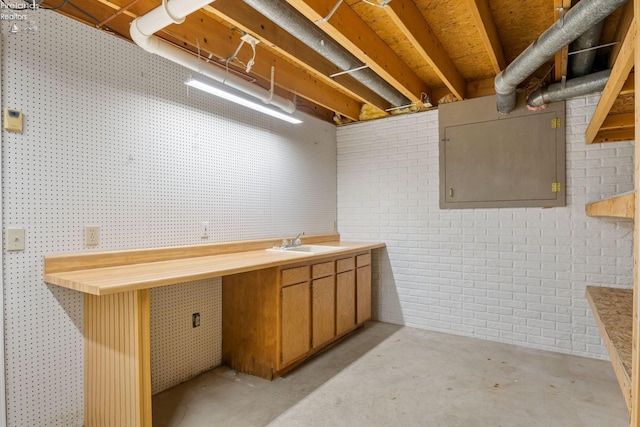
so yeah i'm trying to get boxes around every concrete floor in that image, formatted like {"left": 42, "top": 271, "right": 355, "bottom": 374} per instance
{"left": 153, "top": 322, "right": 628, "bottom": 427}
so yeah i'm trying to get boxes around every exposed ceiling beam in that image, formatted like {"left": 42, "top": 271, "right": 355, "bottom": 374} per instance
{"left": 285, "top": 0, "right": 428, "bottom": 103}
{"left": 467, "top": 0, "right": 506, "bottom": 74}
{"left": 72, "top": 0, "right": 363, "bottom": 120}
{"left": 169, "top": 14, "right": 364, "bottom": 120}
{"left": 608, "top": 0, "right": 634, "bottom": 68}
{"left": 553, "top": 0, "right": 571, "bottom": 81}
{"left": 203, "top": 0, "right": 391, "bottom": 112}
{"left": 384, "top": 0, "right": 466, "bottom": 100}
{"left": 585, "top": 18, "right": 635, "bottom": 144}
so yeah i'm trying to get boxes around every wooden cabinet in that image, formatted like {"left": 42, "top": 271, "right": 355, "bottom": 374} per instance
{"left": 336, "top": 268, "right": 356, "bottom": 336}
{"left": 281, "top": 281, "right": 310, "bottom": 366}
{"left": 222, "top": 250, "right": 372, "bottom": 379}
{"left": 357, "top": 253, "right": 372, "bottom": 324}
{"left": 312, "top": 262, "right": 335, "bottom": 349}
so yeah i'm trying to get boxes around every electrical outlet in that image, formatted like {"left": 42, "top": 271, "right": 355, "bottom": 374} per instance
{"left": 85, "top": 226, "right": 100, "bottom": 246}
{"left": 192, "top": 312, "right": 200, "bottom": 328}
{"left": 6, "top": 228, "right": 25, "bottom": 251}
{"left": 200, "top": 221, "right": 209, "bottom": 238}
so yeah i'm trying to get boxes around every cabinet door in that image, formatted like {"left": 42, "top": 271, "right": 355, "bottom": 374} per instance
{"left": 312, "top": 275, "right": 335, "bottom": 348}
{"left": 281, "top": 282, "right": 310, "bottom": 367}
{"left": 336, "top": 270, "right": 356, "bottom": 335}
{"left": 356, "top": 265, "right": 372, "bottom": 324}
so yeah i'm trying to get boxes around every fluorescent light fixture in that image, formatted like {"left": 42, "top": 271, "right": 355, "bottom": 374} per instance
{"left": 186, "top": 79, "right": 302, "bottom": 124}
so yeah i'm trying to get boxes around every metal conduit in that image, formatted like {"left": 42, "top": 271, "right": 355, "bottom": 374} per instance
{"left": 242, "top": 0, "right": 410, "bottom": 107}
{"left": 495, "top": 0, "right": 628, "bottom": 114}
{"left": 570, "top": 20, "right": 605, "bottom": 77}
{"left": 527, "top": 69, "right": 611, "bottom": 108}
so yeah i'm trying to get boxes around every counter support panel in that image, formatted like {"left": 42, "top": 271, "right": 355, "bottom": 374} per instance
{"left": 85, "top": 290, "right": 151, "bottom": 427}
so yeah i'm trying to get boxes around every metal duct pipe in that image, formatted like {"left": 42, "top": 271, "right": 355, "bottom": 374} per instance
{"left": 242, "top": 0, "right": 410, "bottom": 107}
{"left": 570, "top": 20, "right": 605, "bottom": 76}
{"left": 494, "top": 0, "right": 627, "bottom": 114}
{"left": 130, "top": 0, "right": 296, "bottom": 114}
{"left": 527, "top": 69, "right": 610, "bottom": 107}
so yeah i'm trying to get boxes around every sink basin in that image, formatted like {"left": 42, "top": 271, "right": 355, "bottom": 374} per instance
{"left": 267, "top": 244, "right": 344, "bottom": 254}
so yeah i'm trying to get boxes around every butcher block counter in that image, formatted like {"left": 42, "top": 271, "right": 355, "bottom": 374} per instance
{"left": 43, "top": 233, "right": 385, "bottom": 427}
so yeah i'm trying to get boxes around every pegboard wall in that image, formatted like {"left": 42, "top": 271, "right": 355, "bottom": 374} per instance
{"left": 1, "top": 11, "right": 337, "bottom": 427}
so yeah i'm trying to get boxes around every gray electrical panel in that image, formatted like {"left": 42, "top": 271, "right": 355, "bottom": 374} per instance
{"left": 438, "top": 93, "right": 565, "bottom": 209}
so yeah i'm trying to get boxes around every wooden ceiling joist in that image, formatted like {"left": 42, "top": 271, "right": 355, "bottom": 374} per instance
{"left": 585, "top": 17, "right": 635, "bottom": 145}
{"left": 173, "top": 16, "right": 364, "bottom": 120}
{"left": 467, "top": 0, "right": 506, "bottom": 74}
{"left": 82, "top": 0, "right": 364, "bottom": 120}
{"left": 384, "top": 0, "right": 466, "bottom": 100}
{"left": 285, "top": 0, "right": 428, "bottom": 103}
{"left": 205, "top": 0, "right": 392, "bottom": 112}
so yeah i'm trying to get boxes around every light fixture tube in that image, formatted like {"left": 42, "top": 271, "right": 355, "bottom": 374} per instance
{"left": 185, "top": 79, "right": 302, "bottom": 124}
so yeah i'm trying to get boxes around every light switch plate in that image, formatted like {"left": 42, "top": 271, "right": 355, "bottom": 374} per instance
{"left": 6, "top": 228, "right": 25, "bottom": 251}
{"left": 200, "top": 221, "right": 209, "bottom": 238}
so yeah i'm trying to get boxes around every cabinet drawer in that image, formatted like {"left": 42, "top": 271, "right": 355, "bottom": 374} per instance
{"left": 281, "top": 266, "right": 310, "bottom": 286}
{"left": 356, "top": 253, "right": 371, "bottom": 267}
{"left": 336, "top": 257, "right": 355, "bottom": 273}
{"left": 312, "top": 261, "right": 335, "bottom": 279}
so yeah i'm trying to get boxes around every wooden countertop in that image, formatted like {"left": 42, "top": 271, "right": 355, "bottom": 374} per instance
{"left": 44, "top": 238, "right": 384, "bottom": 296}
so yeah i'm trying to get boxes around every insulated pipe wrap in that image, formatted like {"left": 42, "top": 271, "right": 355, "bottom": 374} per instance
{"left": 495, "top": 0, "right": 628, "bottom": 113}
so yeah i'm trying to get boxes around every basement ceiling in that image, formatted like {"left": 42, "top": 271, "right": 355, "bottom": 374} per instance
{"left": 43, "top": 0, "right": 632, "bottom": 124}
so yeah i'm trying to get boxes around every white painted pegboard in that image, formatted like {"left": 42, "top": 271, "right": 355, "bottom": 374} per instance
{"left": 2, "top": 10, "right": 336, "bottom": 426}
{"left": 150, "top": 278, "right": 222, "bottom": 395}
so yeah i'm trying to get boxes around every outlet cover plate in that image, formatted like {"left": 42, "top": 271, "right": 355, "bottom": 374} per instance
{"left": 6, "top": 228, "right": 25, "bottom": 251}
{"left": 85, "top": 226, "right": 100, "bottom": 246}
{"left": 192, "top": 312, "right": 200, "bottom": 328}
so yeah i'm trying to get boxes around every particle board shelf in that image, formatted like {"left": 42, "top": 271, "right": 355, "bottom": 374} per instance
{"left": 585, "top": 192, "right": 635, "bottom": 219}
{"left": 585, "top": 286, "right": 633, "bottom": 410}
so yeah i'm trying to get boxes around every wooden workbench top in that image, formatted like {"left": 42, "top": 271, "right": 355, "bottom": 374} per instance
{"left": 43, "top": 236, "right": 384, "bottom": 296}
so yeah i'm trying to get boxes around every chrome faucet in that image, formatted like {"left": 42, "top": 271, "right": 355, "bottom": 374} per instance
{"left": 282, "top": 231, "right": 304, "bottom": 249}
{"left": 293, "top": 231, "right": 304, "bottom": 246}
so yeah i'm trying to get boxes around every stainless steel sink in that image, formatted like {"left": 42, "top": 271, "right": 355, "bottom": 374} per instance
{"left": 266, "top": 244, "right": 343, "bottom": 254}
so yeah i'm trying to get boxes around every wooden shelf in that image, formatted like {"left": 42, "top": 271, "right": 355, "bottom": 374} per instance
{"left": 586, "top": 286, "right": 633, "bottom": 410}
{"left": 585, "top": 17, "right": 635, "bottom": 145}
{"left": 585, "top": 192, "right": 635, "bottom": 219}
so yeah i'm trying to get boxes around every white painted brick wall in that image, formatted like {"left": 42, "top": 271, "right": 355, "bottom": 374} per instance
{"left": 338, "top": 95, "right": 634, "bottom": 359}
